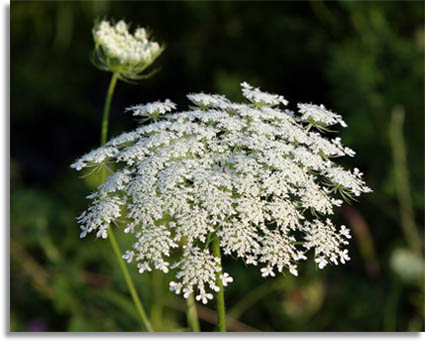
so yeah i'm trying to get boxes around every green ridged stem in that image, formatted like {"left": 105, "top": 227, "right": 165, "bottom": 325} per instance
{"left": 151, "top": 270, "right": 164, "bottom": 331}
{"left": 181, "top": 236, "right": 200, "bottom": 331}
{"left": 186, "top": 294, "right": 200, "bottom": 332}
{"left": 107, "top": 228, "right": 153, "bottom": 332}
{"left": 100, "top": 72, "right": 118, "bottom": 146}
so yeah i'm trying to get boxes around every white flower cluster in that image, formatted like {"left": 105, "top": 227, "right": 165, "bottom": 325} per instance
{"left": 298, "top": 103, "right": 347, "bottom": 128}
{"left": 126, "top": 99, "right": 176, "bottom": 121}
{"left": 92, "top": 19, "right": 163, "bottom": 81}
{"left": 72, "top": 82, "right": 372, "bottom": 303}
{"left": 241, "top": 82, "right": 288, "bottom": 106}
{"left": 187, "top": 93, "right": 230, "bottom": 109}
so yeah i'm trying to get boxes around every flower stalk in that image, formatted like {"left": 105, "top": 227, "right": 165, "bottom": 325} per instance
{"left": 108, "top": 227, "right": 153, "bottom": 331}
{"left": 186, "top": 294, "right": 200, "bottom": 332}
{"left": 151, "top": 270, "right": 164, "bottom": 331}
{"left": 100, "top": 72, "right": 118, "bottom": 146}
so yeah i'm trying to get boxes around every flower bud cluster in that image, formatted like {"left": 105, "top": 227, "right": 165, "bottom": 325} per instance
{"left": 72, "top": 82, "right": 372, "bottom": 303}
{"left": 92, "top": 19, "right": 163, "bottom": 81}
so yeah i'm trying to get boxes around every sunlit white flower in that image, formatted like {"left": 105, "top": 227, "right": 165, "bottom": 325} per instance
{"left": 246, "top": 255, "right": 258, "bottom": 266}
{"left": 340, "top": 225, "right": 351, "bottom": 239}
{"left": 122, "top": 250, "right": 135, "bottom": 263}
{"left": 196, "top": 290, "right": 214, "bottom": 305}
{"left": 169, "top": 281, "right": 182, "bottom": 294}
{"left": 289, "top": 265, "right": 298, "bottom": 277}
{"left": 261, "top": 266, "right": 275, "bottom": 278}
{"left": 72, "top": 82, "right": 371, "bottom": 303}
{"left": 315, "top": 256, "right": 328, "bottom": 269}
{"left": 137, "top": 261, "right": 152, "bottom": 274}
{"left": 220, "top": 273, "right": 234, "bottom": 287}
{"left": 339, "top": 249, "right": 350, "bottom": 264}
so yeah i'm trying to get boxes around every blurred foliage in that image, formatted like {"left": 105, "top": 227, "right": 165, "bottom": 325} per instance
{"left": 10, "top": 0, "right": 424, "bottom": 332}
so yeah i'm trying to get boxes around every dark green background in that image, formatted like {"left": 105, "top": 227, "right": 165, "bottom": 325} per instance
{"left": 10, "top": 0, "right": 424, "bottom": 332}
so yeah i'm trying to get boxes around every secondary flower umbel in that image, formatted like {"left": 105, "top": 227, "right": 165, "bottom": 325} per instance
{"left": 92, "top": 19, "right": 163, "bottom": 81}
{"left": 72, "top": 82, "right": 372, "bottom": 303}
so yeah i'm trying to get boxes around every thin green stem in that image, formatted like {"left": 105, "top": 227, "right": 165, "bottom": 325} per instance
{"left": 100, "top": 72, "right": 118, "bottom": 146}
{"left": 181, "top": 236, "right": 201, "bottom": 331}
{"left": 151, "top": 270, "right": 163, "bottom": 331}
{"left": 186, "top": 294, "right": 200, "bottom": 332}
{"left": 212, "top": 235, "right": 226, "bottom": 332}
{"left": 108, "top": 229, "right": 153, "bottom": 332}
{"left": 99, "top": 72, "right": 153, "bottom": 332}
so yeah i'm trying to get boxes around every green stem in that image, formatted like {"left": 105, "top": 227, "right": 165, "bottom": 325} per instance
{"left": 100, "top": 72, "right": 118, "bottom": 146}
{"left": 186, "top": 294, "right": 200, "bottom": 332}
{"left": 108, "top": 229, "right": 153, "bottom": 332}
{"left": 151, "top": 270, "right": 163, "bottom": 331}
{"left": 181, "top": 236, "right": 201, "bottom": 331}
{"left": 212, "top": 235, "right": 226, "bottom": 332}
{"left": 100, "top": 72, "right": 153, "bottom": 332}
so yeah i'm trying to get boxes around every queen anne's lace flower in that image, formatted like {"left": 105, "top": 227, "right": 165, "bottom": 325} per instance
{"left": 72, "top": 82, "right": 372, "bottom": 303}
{"left": 92, "top": 19, "right": 163, "bottom": 81}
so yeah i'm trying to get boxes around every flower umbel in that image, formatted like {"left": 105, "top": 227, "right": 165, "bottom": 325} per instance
{"left": 72, "top": 82, "right": 372, "bottom": 303}
{"left": 91, "top": 19, "right": 163, "bottom": 82}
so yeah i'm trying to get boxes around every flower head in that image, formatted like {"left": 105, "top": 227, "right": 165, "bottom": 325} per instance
{"left": 72, "top": 82, "right": 372, "bottom": 303}
{"left": 91, "top": 19, "right": 163, "bottom": 82}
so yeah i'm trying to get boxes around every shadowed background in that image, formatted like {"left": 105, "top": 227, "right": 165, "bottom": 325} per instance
{"left": 10, "top": 0, "right": 424, "bottom": 332}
